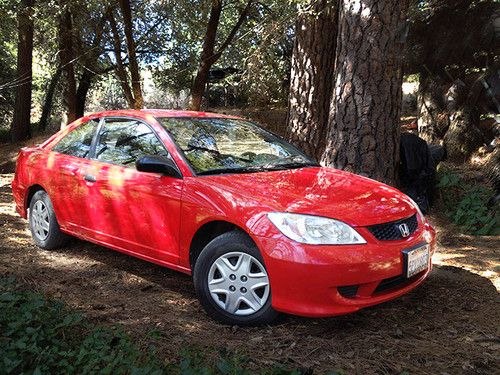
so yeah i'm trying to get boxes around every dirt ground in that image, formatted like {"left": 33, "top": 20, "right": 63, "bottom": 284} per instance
{"left": 0, "top": 140, "right": 499, "bottom": 374}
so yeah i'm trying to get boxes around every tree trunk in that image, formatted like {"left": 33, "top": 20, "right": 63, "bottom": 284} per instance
{"left": 39, "top": 68, "right": 61, "bottom": 131}
{"left": 286, "top": 0, "right": 337, "bottom": 160}
{"left": 443, "top": 106, "right": 483, "bottom": 162}
{"left": 11, "top": 0, "right": 34, "bottom": 143}
{"left": 416, "top": 73, "right": 449, "bottom": 143}
{"left": 58, "top": 4, "right": 77, "bottom": 125}
{"left": 442, "top": 76, "right": 485, "bottom": 161}
{"left": 417, "top": 72, "right": 485, "bottom": 160}
{"left": 189, "top": 0, "right": 253, "bottom": 110}
{"left": 106, "top": 7, "right": 135, "bottom": 108}
{"left": 191, "top": 61, "right": 213, "bottom": 112}
{"left": 119, "top": 0, "right": 143, "bottom": 109}
{"left": 320, "top": 0, "right": 409, "bottom": 185}
{"left": 76, "top": 69, "right": 95, "bottom": 118}
{"left": 189, "top": 1, "right": 222, "bottom": 111}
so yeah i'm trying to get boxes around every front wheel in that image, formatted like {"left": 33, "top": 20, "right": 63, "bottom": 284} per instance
{"left": 29, "top": 190, "right": 68, "bottom": 249}
{"left": 193, "top": 231, "right": 278, "bottom": 326}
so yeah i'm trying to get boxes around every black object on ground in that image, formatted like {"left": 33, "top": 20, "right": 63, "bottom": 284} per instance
{"left": 399, "top": 132, "right": 446, "bottom": 213}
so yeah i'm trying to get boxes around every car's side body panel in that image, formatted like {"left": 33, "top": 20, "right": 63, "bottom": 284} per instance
{"left": 12, "top": 144, "right": 190, "bottom": 275}
{"left": 13, "top": 111, "right": 189, "bottom": 267}
{"left": 78, "top": 158, "right": 183, "bottom": 265}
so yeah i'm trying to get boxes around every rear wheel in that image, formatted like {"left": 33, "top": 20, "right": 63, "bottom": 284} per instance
{"left": 193, "top": 231, "right": 278, "bottom": 326}
{"left": 29, "top": 190, "right": 68, "bottom": 249}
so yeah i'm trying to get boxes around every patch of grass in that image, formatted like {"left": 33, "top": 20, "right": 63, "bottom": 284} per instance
{"left": 0, "top": 277, "right": 310, "bottom": 375}
{"left": 437, "top": 169, "right": 499, "bottom": 235}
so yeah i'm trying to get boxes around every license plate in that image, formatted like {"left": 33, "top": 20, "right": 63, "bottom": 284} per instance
{"left": 403, "top": 244, "right": 430, "bottom": 278}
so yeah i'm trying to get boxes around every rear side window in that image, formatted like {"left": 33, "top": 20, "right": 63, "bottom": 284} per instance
{"left": 52, "top": 119, "right": 99, "bottom": 158}
{"left": 94, "top": 118, "right": 169, "bottom": 167}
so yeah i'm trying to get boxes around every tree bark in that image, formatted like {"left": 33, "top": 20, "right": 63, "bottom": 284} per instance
{"left": 286, "top": 0, "right": 337, "bottom": 160}
{"left": 11, "top": 0, "right": 34, "bottom": 143}
{"left": 443, "top": 107, "right": 482, "bottom": 162}
{"left": 106, "top": 8, "right": 135, "bottom": 108}
{"left": 416, "top": 73, "right": 450, "bottom": 143}
{"left": 39, "top": 68, "right": 61, "bottom": 131}
{"left": 58, "top": 3, "right": 77, "bottom": 125}
{"left": 76, "top": 69, "right": 95, "bottom": 118}
{"left": 442, "top": 76, "right": 485, "bottom": 161}
{"left": 321, "top": 0, "right": 409, "bottom": 186}
{"left": 189, "top": 0, "right": 253, "bottom": 110}
{"left": 118, "top": 0, "right": 143, "bottom": 109}
{"left": 416, "top": 71, "right": 486, "bottom": 161}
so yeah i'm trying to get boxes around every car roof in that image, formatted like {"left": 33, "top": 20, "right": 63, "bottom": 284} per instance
{"left": 40, "top": 109, "right": 245, "bottom": 150}
{"left": 91, "top": 109, "right": 242, "bottom": 120}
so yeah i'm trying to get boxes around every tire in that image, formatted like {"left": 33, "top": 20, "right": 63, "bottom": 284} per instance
{"left": 193, "top": 231, "right": 278, "bottom": 326}
{"left": 28, "top": 190, "right": 68, "bottom": 250}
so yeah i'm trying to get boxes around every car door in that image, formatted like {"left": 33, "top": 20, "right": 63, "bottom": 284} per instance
{"left": 81, "top": 117, "right": 183, "bottom": 265}
{"left": 48, "top": 118, "right": 101, "bottom": 234}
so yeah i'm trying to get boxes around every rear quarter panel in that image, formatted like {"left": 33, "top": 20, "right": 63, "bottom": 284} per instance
{"left": 12, "top": 147, "right": 48, "bottom": 218}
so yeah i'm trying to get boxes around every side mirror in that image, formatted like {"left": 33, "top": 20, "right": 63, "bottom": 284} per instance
{"left": 136, "top": 155, "right": 182, "bottom": 179}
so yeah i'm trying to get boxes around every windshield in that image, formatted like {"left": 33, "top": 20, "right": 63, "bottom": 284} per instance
{"left": 157, "top": 117, "right": 318, "bottom": 175}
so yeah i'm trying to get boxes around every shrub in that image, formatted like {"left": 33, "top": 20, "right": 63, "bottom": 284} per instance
{"left": 0, "top": 277, "right": 166, "bottom": 374}
{"left": 436, "top": 169, "right": 499, "bottom": 235}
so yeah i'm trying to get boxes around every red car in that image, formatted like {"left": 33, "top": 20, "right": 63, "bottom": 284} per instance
{"left": 12, "top": 110, "right": 436, "bottom": 325}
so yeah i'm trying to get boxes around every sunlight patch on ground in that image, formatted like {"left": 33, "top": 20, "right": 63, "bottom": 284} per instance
{"left": 37, "top": 251, "right": 98, "bottom": 269}
{"left": 433, "top": 252, "right": 499, "bottom": 290}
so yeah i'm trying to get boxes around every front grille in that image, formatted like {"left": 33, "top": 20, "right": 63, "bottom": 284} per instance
{"left": 374, "top": 271, "right": 424, "bottom": 294}
{"left": 367, "top": 214, "right": 418, "bottom": 241}
{"left": 338, "top": 285, "right": 359, "bottom": 298}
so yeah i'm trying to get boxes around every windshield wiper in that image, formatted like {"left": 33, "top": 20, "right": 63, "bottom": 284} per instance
{"left": 197, "top": 166, "right": 269, "bottom": 176}
{"left": 263, "top": 161, "right": 320, "bottom": 170}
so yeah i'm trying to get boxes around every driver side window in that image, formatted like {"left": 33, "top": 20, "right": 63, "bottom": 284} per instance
{"left": 52, "top": 119, "right": 99, "bottom": 158}
{"left": 95, "top": 118, "right": 169, "bottom": 167}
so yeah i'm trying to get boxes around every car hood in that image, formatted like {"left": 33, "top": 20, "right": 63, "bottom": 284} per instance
{"left": 194, "top": 167, "right": 416, "bottom": 227}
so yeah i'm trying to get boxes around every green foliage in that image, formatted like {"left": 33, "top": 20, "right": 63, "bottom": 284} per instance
{"left": 153, "top": 0, "right": 295, "bottom": 107}
{"left": 0, "top": 0, "right": 17, "bottom": 127}
{"left": 403, "top": 74, "right": 419, "bottom": 83}
{"left": 0, "top": 277, "right": 309, "bottom": 375}
{"left": 171, "top": 347, "right": 305, "bottom": 375}
{"left": 437, "top": 169, "right": 499, "bottom": 235}
{"left": 0, "top": 277, "right": 166, "bottom": 374}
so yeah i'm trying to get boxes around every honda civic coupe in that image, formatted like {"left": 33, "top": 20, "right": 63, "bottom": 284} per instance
{"left": 12, "top": 110, "right": 436, "bottom": 325}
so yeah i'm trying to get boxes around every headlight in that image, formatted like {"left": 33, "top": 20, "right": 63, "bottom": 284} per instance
{"left": 267, "top": 212, "right": 366, "bottom": 245}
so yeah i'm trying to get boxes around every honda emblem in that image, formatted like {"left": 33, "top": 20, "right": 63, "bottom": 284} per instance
{"left": 398, "top": 223, "right": 410, "bottom": 237}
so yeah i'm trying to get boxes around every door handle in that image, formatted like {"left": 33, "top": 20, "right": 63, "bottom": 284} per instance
{"left": 83, "top": 174, "right": 97, "bottom": 182}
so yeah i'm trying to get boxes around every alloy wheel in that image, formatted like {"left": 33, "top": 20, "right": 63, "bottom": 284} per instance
{"left": 31, "top": 200, "right": 50, "bottom": 241}
{"left": 207, "top": 251, "right": 270, "bottom": 316}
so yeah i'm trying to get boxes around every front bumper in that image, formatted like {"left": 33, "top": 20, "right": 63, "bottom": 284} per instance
{"left": 254, "top": 222, "right": 436, "bottom": 317}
